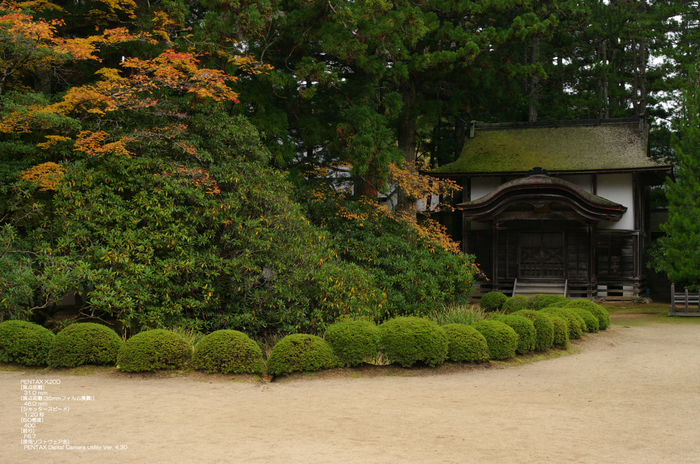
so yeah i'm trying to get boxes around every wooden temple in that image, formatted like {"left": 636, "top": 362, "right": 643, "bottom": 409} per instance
{"left": 431, "top": 117, "right": 672, "bottom": 299}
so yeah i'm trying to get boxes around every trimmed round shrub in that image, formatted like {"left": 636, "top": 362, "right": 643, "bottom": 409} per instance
{"left": 379, "top": 317, "right": 448, "bottom": 367}
{"left": 324, "top": 320, "right": 380, "bottom": 367}
{"left": 527, "top": 294, "right": 570, "bottom": 310}
{"left": 566, "top": 307, "right": 600, "bottom": 333}
{"left": 442, "top": 324, "right": 490, "bottom": 363}
{"left": 117, "top": 329, "right": 192, "bottom": 372}
{"left": 512, "top": 310, "right": 555, "bottom": 352}
{"left": 0, "top": 320, "right": 55, "bottom": 366}
{"left": 549, "top": 315, "right": 570, "bottom": 348}
{"left": 49, "top": 323, "right": 123, "bottom": 367}
{"left": 479, "top": 292, "right": 508, "bottom": 312}
{"left": 472, "top": 320, "right": 518, "bottom": 360}
{"left": 502, "top": 295, "right": 528, "bottom": 314}
{"left": 492, "top": 314, "right": 536, "bottom": 355}
{"left": 542, "top": 307, "right": 584, "bottom": 339}
{"left": 266, "top": 334, "right": 338, "bottom": 376}
{"left": 565, "top": 300, "right": 610, "bottom": 330}
{"left": 191, "top": 330, "right": 265, "bottom": 375}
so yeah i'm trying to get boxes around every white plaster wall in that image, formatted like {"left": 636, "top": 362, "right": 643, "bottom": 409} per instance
{"left": 471, "top": 177, "right": 502, "bottom": 200}
{"left": 560, "top": 174, "right": 593, "bottom": 193}
{"left": 597, "top": 173, "right": 634, "bottom": 230}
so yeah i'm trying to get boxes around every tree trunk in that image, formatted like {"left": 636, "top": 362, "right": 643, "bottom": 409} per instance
{"left": 397, "top": 80, "right": 417, "bottom": 213}
{"left": 528, "top": 38, "right": 540, "bottom": 123}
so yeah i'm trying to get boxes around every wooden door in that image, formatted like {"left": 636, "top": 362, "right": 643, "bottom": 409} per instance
{"left": 519, "top": 232, "right": 565, "bottom": 279}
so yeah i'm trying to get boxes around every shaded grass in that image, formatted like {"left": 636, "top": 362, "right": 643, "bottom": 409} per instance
{"left": 602, "top": 301, "right": 700, "bottom": 326}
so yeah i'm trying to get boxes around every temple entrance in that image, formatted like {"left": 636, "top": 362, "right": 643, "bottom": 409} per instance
{"left": 519, "top": 232, "right": 565, "bottom": 279}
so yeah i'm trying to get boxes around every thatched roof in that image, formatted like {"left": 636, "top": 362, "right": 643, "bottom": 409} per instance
{"left": 432, "top": 118, "right": 668, "bottom": 175}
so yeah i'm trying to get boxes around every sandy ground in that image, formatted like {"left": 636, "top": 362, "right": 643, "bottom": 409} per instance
{"left": 2, "top": 323, "right": 700, "bottom": 464}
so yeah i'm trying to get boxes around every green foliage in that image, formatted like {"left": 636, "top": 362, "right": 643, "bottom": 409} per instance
{"left": 266, "top": 334, "right": 339, "bottom": 376}
{"left": 541, "top": 307, "right": 584, "bottom": 340}
{"left": 566, "top": 307, "right": 600, "bottom": 333}
{"left": 379, "top": 317, "right": 448, "bottom": 368}
{"left": 480, "top": 292, "right": 508, "bottom": 312}
{"left": 428, "top": 304, "right": 488, "bottom": 326}
{"left": 0, "top": 320, "right": 55, "bottom": 366}
{"left": 492, "top": 314, "right": 536, "bottom": 355}
{"left": 191, "top": 330, "right": 265, "bottom": 375}
{"left": 49, "top": 323, "right": 123, "bottom": 367}
{"left": 527, "top": 294, "right": 570, "bottom": 310}
{"left": 472, "top": 320, "right": 518, "bottom": 361}
{"left": 564, "top": 300, "right": 610, "bottom": 330}
{"left": 323, "top": 320, "right": 380, "bottom": 367}
{"left": 650, "top": 69, "right": 700, "bottom": 288}
{"left": 502, "top": 296, "right": 529, "bottom": 314}
{"left": 549, "top": 315, "right": 569, "bottom": 348}
{"left": 442, "top": 324, "right": 489, "bottom": 363}
{"left": 511, "top": 310, "right": 554, "bottom": 352}
{"left": 303, "top": 190, "right": 477, "bottom": 320}
{"left": 117, "top": 329, "right": 192, "bottom": 372}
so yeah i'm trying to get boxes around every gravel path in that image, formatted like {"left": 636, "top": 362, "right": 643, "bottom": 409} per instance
{"left": 2, "top": 323, "right": 700, "bottom": 464}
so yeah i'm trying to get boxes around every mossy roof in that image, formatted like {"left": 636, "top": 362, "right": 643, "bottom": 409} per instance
{"left": 433, "top": 119, "right": 665, "bottom": 175}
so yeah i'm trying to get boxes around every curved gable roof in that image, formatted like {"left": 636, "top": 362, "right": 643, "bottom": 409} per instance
{"left": 456, "top": 175, "right": 627, "bottom": 222}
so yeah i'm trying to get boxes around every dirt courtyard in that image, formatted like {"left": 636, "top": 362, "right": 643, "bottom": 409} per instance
{"left": 2, "top": 320, "right": 700, "bottom": 464}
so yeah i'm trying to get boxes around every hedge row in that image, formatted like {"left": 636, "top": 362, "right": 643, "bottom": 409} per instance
{"left": 0, "top": 297, "right": 610, "bottom": 376}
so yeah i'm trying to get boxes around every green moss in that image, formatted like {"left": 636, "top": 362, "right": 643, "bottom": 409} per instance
{"left": 324, "top": 320, "right": 380, "bottom": 367}
{"left": 49, "top": 323, "right": 123, "bottom": 367}
{"left": 432, "top": 123, "right": 655, "bottom": 174}
{"left": 379, "top": 317, "right": 448, "bottom": 368}
{"left": 473, "top": 320, "right": 518, "bottom": 361}
{"left": 0, "top": 320, "right": 55, "bottom": 366}
{"left": 117, "top": 329, "right": 192, "bottom": 372}
{"left": 442, "top": 324, "right": 489, "bottom": 363}
{"left": 266, "top": 334, "right": 338, "bottom": 376}
{"left": 191, "top": 330, "right": 265, "bottom": 375}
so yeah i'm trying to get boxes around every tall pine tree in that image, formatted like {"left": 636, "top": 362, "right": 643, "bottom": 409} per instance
{"left": 652, "top": 68, "right": 700, "bottom": 288}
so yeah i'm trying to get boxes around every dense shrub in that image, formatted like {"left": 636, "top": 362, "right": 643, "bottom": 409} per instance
{"left": 549, "top": 315, "right": 570, "bottom": 348}
{"left": 379, "top": 317, "right": 448, "bottom": 367}
{"left": 2, "top": 109, "right": 384, "bottom": 338}
{"left": 442, "top": 324, "right": 490, "bottom": 363}
{"left": 502, "top": 295, "right": 528, "bottom": 314}
{"left": 324, "top": 320, "right": 381, "bottom": 367}
{"left": 117, "top": 329, "right": 192, "bottom": 372}
{"left": 472, "top": 320, "right": 518, "bottom": 360}
{"left": 511, "top": 310, "right": 554, "bottom": 351}
{"left": 492, "top": 314, "right": 536, "bottom": 355}
{"left": 480, "top": 292, "right": 508, "bottom": 312}
{"left": 541, "top": 308, "right": 584, "bottom": 339}
{"left": 527, "top": 294, "right": 570, "bottom": 310}
{"left": 566, "top": 307, "right": 600, "bottom": 333}
{"left": 302, "top": 189, "right": 478, "bottom": 320}
{"left": 191, "top": 330, "right": 265, "bottom": 374}
{"left": 49, "top": 323, "right": 123, "bottom": 367}
{"left": 266, "top": 334, "right": 339, "bottom": 376}
{"left": 565, "top": 300, "right": 610, "bottom": 330}
{"left": 0, "top": 320, "right": 55, "bottom": 366}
